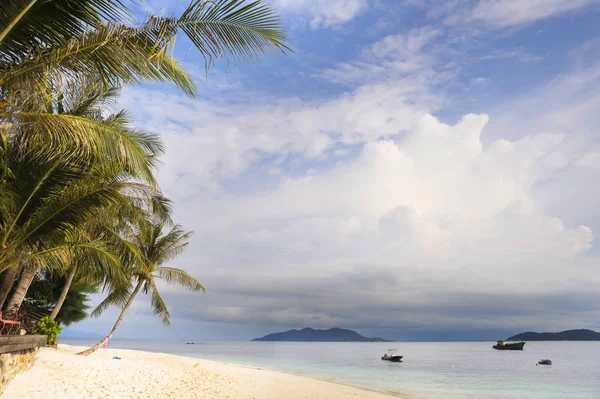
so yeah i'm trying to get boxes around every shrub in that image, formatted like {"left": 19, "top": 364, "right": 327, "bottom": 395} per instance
{"left": 35, "top": 316, "right": 63, "bottom": 345}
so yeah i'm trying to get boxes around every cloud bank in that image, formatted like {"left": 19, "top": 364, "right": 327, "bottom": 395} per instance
{"left": 73, "top": 0, "right": 600, "bottom": 340}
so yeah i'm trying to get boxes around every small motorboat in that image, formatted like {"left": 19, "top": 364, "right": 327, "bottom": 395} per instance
{"left": 492, "top": 340, "right": 525, "bottom": 350}
{"left": 381, "top": 349, "right": 403, "bottom": 362}
{"left": 537, "top": 359, "right": 552, "bottom": 365}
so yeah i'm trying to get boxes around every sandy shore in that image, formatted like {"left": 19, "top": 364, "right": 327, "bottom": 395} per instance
{"left": 3, "top": 345, "right": 409, "bottom": 399}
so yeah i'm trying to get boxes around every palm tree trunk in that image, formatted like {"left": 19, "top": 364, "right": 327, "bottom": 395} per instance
{"left": 76, "top": 279, "right": 144, "bottom": 356}
{"left": 4, "top": 264, "right": 38, "bottom": 312}
{"left": 49, "top": 264, "right": 78, "bottom": 320}
{"left": 0, "top": 264, "right": 19, "bottom": 309}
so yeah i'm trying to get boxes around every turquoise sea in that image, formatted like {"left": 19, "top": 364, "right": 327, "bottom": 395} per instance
{"left": 63, "top": 339, "right": 600, "bottom": 398}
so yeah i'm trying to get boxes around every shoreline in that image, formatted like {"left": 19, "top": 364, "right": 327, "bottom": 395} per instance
{"left": 212, "top": 360, "right": 413, "bottom": 399}
{"left": 2, "top": 344, "right": 419, "bottom": 399}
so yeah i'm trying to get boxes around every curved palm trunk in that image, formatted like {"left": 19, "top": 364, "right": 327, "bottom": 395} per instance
{"left": 4, "top": 264, "right": 38, "bottom": 312}
{"left": 49, "top": 264, "right": 77, "bottom": 320}
{"left": 77, "top": 279, "right": 144, "bottom": 356}
{"left": 0, "top": 264, "right": 20, "bottom": 309}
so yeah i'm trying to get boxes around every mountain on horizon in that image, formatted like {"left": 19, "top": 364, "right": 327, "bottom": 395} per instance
{"left": 507, "top": 329, "right": 600, "bottom": 341}
{"left": 251, "top": 327, "right": 394, "bottom": 342}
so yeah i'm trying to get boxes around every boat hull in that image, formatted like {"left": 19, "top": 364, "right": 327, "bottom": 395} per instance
{"left": 381, "top": 355, "right": 403, "bottom": 362}
{"left": 493, "top": 342, "right": 525, "bottom": 350}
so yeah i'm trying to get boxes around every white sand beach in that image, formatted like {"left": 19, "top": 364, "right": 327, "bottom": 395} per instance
{"left": 3, "top": 345, "right": 408, "bottom": 399}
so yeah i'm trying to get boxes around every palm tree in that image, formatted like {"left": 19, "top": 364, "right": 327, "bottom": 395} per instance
{"left": 48, "top": 227, "right": 134, "bottom": 320}
{"left": 3, "top": 260, "right": 38, "bottom": 311}
{"left": 47, "top": 194, "right": 171, "bottom": 320}
{"left": 0, "top": 261, "right": 19, "bottom": 308}
{"left": 77, "top": 220, "right": 203, "bottom": 356}
{"left": 1, "top": 0, "right": 289, "bottom": 297}
{"left": 1, "top": 0, "right": 289, "bottom": 286}
{"left": 0, "top": 78, "right": 169, "bottom": 310}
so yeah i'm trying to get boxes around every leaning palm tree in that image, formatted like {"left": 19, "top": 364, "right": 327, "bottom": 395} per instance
{"left": 0, "top": 155, "right": 155, "bottom": 309}
{"left": 78, "top": 220, "right": 204, "bottom": 355}
{"left": 47, "top": 193, "right": 169, "bottom": 320}
{"left": 47, "top": 228, "right": 132, "bottom": 320}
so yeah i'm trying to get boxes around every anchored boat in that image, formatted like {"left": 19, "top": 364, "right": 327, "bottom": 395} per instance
{"left": 493, "top": 340, "right": 526, "bottom": 350}
{"left": 381, "top": 349, "right": 403, "bottom": 362}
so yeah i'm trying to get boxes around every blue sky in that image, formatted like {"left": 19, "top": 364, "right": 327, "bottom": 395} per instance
{"left": 65, "top": 0, "right": 600, "bottom": 341}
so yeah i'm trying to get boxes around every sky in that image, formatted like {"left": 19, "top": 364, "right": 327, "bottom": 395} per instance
{"left": 65, "top": 0, "right": 600, "bottom": 342}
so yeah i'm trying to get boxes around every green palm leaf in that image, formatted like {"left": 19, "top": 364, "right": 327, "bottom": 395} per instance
{"left": 0, "top": 0, "right": 131, "bottom": 64}
{"left": 148, "top": 280, "right": 171, "bottom": 326}
{"left": 149, "top": 224, "right": 193, "bottom": 265}
{"left": 3, "top": 111, "right": 163, "bottom": 185}
{"left": 154, "top": 0, "right": 291, "bottom": 68}
{"left": 156, "top": 266, "right": 206, "bottom": 292}
{"left": 91, "top": 283, "right": 132, "bottom": 318}
{"left": 1, "top": 1, "right": 290, "bottom": 99}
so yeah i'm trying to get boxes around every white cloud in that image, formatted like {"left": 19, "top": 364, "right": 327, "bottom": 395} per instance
{"left": 108, "top": 43, "right": 600, "bottom": 334}
{"left": 143, "top": 109, "right": 598, "bottom": 331}
{"left": 467, "top": 0, "right": 595, "bottom": 28}
{"left": 476, "top": 48, "right": 542, "bottom": 63}
{"left": 470, "top": 77, "right": 489, "bottom": 85}
{"left": 426, "top": 0, "right": 595, "bottom": 32}
{"left": 484, "top": 65, "right": 600, "bottom": 141}
{"left": 119, "top": 80, "right": 437, "bottom": 198}
{"left": 89, "top": 6, "right": 600, "bottom": 337}
{"left": 274, "top": 0, "right": 369, "bottom": 29}
{"left": 481, "top": 63, "right": 600, "bottom": 241}
{"left": 318, "top": 26, "right": 444, "bottom": 85}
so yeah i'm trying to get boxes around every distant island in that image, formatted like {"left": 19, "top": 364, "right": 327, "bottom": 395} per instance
{"left": 508, "top": 329, "right": 600, "bottom": 341}
{"left": 252, "top": 327, "right": 395, "bottom": 342}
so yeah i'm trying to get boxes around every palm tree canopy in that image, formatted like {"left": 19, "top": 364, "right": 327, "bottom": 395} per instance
{"left": 1, "top": 0, "right": 290, "bottom": 179}
{"left": 3, "top": 78, "right": 164, "bottom": 183}
{"left": 93, "top": 220, "right": 203, "bottom": 326}
{"left": 1, "top": 0, "right": 291, "bottom": 99}
{"left": 0, "top": 0, "right": 131, "bottom": 64}
{"left": 0, "top": 80, "right": 165, "bottom": 275}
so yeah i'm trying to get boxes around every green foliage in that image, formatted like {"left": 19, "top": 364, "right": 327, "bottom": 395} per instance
{"left": 35, "top": 316, "right": 63, "bottom": 345}
{"left": 93, "top": 220, "right": 204, "bottom": 327}
{"left": 1, "top": 1, "right": 285, "bottom": 350}
{"left": 24, "top": 271, "right": 99, "bottom": 326}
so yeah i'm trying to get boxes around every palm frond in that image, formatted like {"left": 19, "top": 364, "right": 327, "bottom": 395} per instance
{"left": 0, "top": 0, "right": 131, "bottom": 65}
{"left": 150, "top": 195, "right": 174, "bottom": 226}
{"left": 148, "top": 280, "right": 171, "bottom": 326}
{"left": 91, "top": 283, "right": 132, "bottom": 318}
{"left": 14, "top": 179, "right": 128, "bottom": 250}
{"left": 27, "top": 239, "right": 126, "bottom": 284}
{"left": 3, "top": 111, "right": 163, "bottom": 185}
{"left": 148, "top": 0, "right": 292, "bottom": 70}
{"left": 0, "top": 23, "right": 195, "bottom": 98}
{"left": 1, "top": 1, "right": 291, "bottom": 99}
{"left": 156, "top": 266, "right": 205, "bottom": 293}
{"left": 150, "top": 224, "right": 193, "bottom": 265}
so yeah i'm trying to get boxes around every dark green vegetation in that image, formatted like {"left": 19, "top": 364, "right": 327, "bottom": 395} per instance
{"left": 0, "top": 0, "right": 288, "bottom": 350}
{"left": 15, "top": 271, "right": 98, "bottom": 326}
{"left": 507, "top": 329, "right": 600, "bottom": 341}
{"left": 252, "top": 328, "right": 395, "bottom": 342}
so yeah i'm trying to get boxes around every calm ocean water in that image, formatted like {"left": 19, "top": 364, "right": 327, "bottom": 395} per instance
{"left": 63, "top": 339, "right": 599, "bottom": 398}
